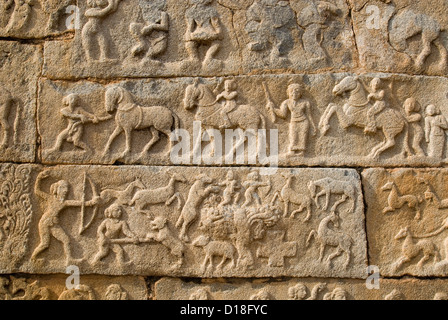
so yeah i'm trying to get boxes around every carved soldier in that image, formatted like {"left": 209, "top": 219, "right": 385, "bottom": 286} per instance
{"left": 130, "top": 1, "right": 169, "bottom": 61}
{"left": 81, "top": 0, "right": 121, "bottom": 62}
{"left": 365, "top": 78, "right": 388, "bottom": 134}
{"left": 297, "top": 1, "right": 339, "bottom": 63}
{"left": 48, "top": 94, "right": 98, "bottom": 154}
{"left": 92, "top": 204, "right": 139, "bottom": 265}
{"left": 216, "top": 80, "right": 238, "bottom": 129}
{"left": 246, "top": 0, "right": 295, "bottom": 65}
{"left": 31, "top": 170, "right": 100, "bottom": 265}
{"left": 184, "top": 0, "right": 223, "bottom": 67}
{"left": 242, "top": 171, "right": 270, "bottom": 207}
{"left": 404, "top": 98, "right": 425, "bottom": 157}
{"left": 267, "top": 83, "right": 316, "bottom": 157}
{"left": 425, "top": 104, "right": 448, "bottom": 159}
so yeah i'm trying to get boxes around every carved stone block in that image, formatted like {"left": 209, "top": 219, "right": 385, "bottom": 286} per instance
{"left": 0, "top": 0, "right": 76, "bottom": 38}
{"left": 352, "top": 0, "right": 448, "bottom": 76}
{"left": 0, "top": 274, "right": 147, "bottom": 300}
{"left": 154, "top": 277, "right": 448, "bottom": 300}
{"left": 42, "top": 0, "right": 357, "bottom": 79}
{"left": 2, "top": 165, "right": 366, "bottom": 278}
{"left": 363, "top": 168, "right": 448, "bottom": 277}
{"left": 0, "top": 41, "right": 39, "bottom": 162}
{"left": 39, "top": 74, "right": 448, "bottom": 167}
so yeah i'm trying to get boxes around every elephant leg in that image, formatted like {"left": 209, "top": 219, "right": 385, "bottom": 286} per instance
{"left": 434, "top": 38, "right": 448, "bottom": 70}
{"left": 103, "top": 126, "right": 123, "bottom": 156}
{"left": 416, "top": 33, "right": 434, "bottom": 70}
{"left": 141, "top": 127, "right": 160, "bottom": 155}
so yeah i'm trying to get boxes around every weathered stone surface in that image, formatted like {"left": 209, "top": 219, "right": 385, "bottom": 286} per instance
{"left": 0, "top": 41, "right": 39, "bottom": 162}
{"left": 154, "top": 277, "right": 448, "bottom": 300}
{"left": 363, "top": 168, "right": 448, "bottom": 277}
{"left": 351, "top": 0, "right": 448, "bottom": 76}
{"left": 42, "top": 0, "right": 356, "bottom": 79}
{"left": 39, "top": 73, "right": 448, "bottom": 167}
{"left": 0, "top": 1, "right": 76, "bottom": 38}
{"left": 1, "top": 165, "right": 366, "bottom": 278}
{"left": 0, "top": 274, "right": 147, "bottom": 300}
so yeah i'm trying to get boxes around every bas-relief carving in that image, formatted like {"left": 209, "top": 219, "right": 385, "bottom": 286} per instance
{"left": 43, "top": 0, "right": 356, "bottom": 78}
{"left": 363, "top": 169, "right": 448, "bottom": 277}
{"left": 40, "top": 74, "right": 448, "bottom": 167}
{"left": 15, "top": 166, "right": 367, "bottom": 278}
{"left": 0, "top": 275, "right": 146, "bottom": 300}
{"left": 352, "top": 0, "right": 448, "bottom": 76}
{"left": 154, "top": 277, "right": 448, "bottom": 300}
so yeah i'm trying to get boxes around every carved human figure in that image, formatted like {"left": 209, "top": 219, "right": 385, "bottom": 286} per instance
{"left": 0, "top": 0, "right": 13, "bottom": 28}
{"left": 218, "top": 170, "right": 240, "bottom": 207}
{"left": 250, "top": 289, "right": 271, "bottom": 300}
{"left": 297, "top": 1, "right": 339, "bottom": 63}
{"left": 48, "top": 94, "right": 98, "bottom": 154}
{"left": 176, "top": 174, "right": 220, "bottom": 242}
{"left": 5, "top": 0, "right": 32, "bottom": 33}
{"left": 425, "top": 104, "right": 448, "bottom": 159}
{"left": 267, "top": 83, "right": 316, "bottom": 156}
{"left": 242, "top": 171, "right": 270, "bottom": 207}
{"left": 92, "top": 204, "right": 139, "bottom": 265}
{"left": 365, "top": 78, "right": 387, "bottom": 134}
{"left": 404, "top": 98, "right": 425, "bottom": 157}
{"left": 81, "top": 0, "right": 121, "bottom": 62}
{"left": 245, "top": 0, "right": 295, "bottom": 65}
{"left": 323, "top": 287, "right": 348, "bottom": 300}
{"left": 32, "top": 170, "right": 99, "bottom": 264}
{"left": 58, "top": 285, "right": 95, "bottom": 300}
{"left": 144, "top": 217, "right": 185, "bottom": 270}
{"left": 215, "top": 80, "right": 238, "bottom": 129}
{"left": 104, "top": 284, "right": 128, "bottom": 300}
{"left": 288, "top": 283, "right": 327, "bottom": 300}
{"left": 184, "top": 0, "right": 223, "bottom": 67}
{"left": 130, "top": 10, "right": 169, "bottom": 61}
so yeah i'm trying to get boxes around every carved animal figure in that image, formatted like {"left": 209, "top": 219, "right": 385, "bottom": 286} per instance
{"left": 0, "top": 84, "right": 20, "bottom": 148}
{"left": 184, "top": 81, "right": 266, "bottom": 158}
{"left": 9, "top": 277, "right": 50, "bottom": 300}
{"left": 394, "top": 227, "right": 439, "bottom": 272}
{"left": 176, "top": 174, "right": 220, "bottom": 242}
{"left": 389, "top": 9, "right": 447, "bottom": 72}
{"left": 100, "top": 179, "right": 146, "bottom": 206}
{"left": 306, "top": 212, "right": 353, "bottom": 269}
{"left": 103, "top": 86, "right": 180, "bottom": 159}
{"left": 273, "top": 176, "right": 313, "bottom": 221}
{"left": 130, "top": 173, "right": 186, "bottom": 215}
{"left": 381, "top": 181, "right": 421, "bottom": 219}
{"left": 308, "top": 177, "right": 357, "bottom": 213}
{"left": 319, "top": 76, "right": 410, "bottom": 159}
{"left": 192, "top": 235, "right": 236, "bottom": 272}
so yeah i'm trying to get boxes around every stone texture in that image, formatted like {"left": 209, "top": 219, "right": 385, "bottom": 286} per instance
{"left": 0, "top": 41, "right": 40, "bottom": 162}
{"left": 363, "top": 168, "right": 448, "bottom": 277}
{"left": 0, "top": 274, "right": 147, "bottom": 300}
{"left": 42, "top": 0, "right": 356, "bottom": 79}
{"left": 352, "top": 0, "right": 448, "bottom": 76}
{"left": 0, "top": 0, "right": 76, "bottom": 38}
{"left": 38, "top": 73, "right": 448, "bottom": 167}
{"left": 1, "top": 165, "right": 366, "bottom": 278}
{"left": 154, "top": 277, "right": 448, "bottom": 300}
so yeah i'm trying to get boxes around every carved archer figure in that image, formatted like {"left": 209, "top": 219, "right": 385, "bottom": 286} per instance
{"left": 48, "top": 94, "right": 98, "bottom": 154}
{"left": 31, "top": 170, "right": 100, "bottom": 264}
{"left": 184, "top": 0, "right": 223, "bottom": 68}
{"left": 242, "top": 171, "right": 270, "bottom": 207}
{"left": 81, "top": 0, "right": 121, "bottom": 62}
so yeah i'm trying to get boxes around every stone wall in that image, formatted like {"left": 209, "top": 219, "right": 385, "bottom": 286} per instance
{"left": 0, "top": 0, "right": 447, "bottom": 300}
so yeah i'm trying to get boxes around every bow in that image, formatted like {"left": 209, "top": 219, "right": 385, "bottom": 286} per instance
{"left": 79, "top": 172, "right": 99, "bottom": 235}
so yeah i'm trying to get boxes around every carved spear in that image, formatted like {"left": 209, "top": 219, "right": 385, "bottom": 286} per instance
{"left": 263, "top": 83, "right": 276, "bottom": 122}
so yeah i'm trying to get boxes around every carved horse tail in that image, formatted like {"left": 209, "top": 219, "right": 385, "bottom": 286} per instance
{"left": 306, "top": 230, "right": 317, "bottom": 248}
{"left": 172, "top": 111, "right": 181, "bottom": 140}
{"left": 13, "top": 98, "right": 21, "bottom": 145}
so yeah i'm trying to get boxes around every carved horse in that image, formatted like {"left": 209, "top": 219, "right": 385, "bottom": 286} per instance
{"left": 306, "top": 212, "right": 353, "bottom": 269}
{"left": 389, "top": 9, "right": 447, "bottom": 72}
{"left": 103, "top": 86, "right": 180, "bottom": 158}
{"left": 319, "top": 76, "right": 410, "bottom": 159}
{"left": 381, "top": 181, "right": 421, "bottom": 219}
{"left": 183, "top": 81, "right": 266, "bottom": 157}
{"left": 0, "top": 85, "right": 20, "bottom": 148}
